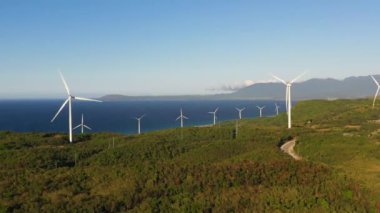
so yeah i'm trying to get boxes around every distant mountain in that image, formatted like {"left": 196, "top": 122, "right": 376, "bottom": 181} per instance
{"left": 100, "top": 94, "right": 231, "bottom": 101}
{"left": 233, "top": 75, "right": 379, "bottom": 100}
{"left": 100, "top": 75, "right": 380, "bottom": 101}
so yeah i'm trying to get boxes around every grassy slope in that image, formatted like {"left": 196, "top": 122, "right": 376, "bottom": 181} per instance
{"left": 0, "top": 99, "right": 378, "bottom": 212}
{"left": 290, "top": 99, "right": 380, "bottom": 206}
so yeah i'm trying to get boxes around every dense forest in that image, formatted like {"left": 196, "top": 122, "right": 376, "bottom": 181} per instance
{"left": 1, "top": 99, "right": 380, "bottom": 212}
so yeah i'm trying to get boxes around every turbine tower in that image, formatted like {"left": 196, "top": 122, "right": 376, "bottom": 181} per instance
{"left": 73, "top": 114, "right": 92, "bottom": 134}
{"left": 235, "top": 107, "right": 245, "bottom": 120}
{"left": 51, "top": 72, "right": 101, "bottom": 143}
{"left": 271, "top": 72, "right": 306, "bottom": 129}
{"left": 370, "top": 75, "right": 380, "bottom": 109}
{"left": 208, "top": 107, "right": 219, "bottom": 125}
{"left": 135, "top": 114, "right": 145, "bottom": 135}
{"left": 176, "top": 108, "right": 189, "bottom": 128}
{"left": 275, "top": 103, "right": 280, "bottom": 115}
{"left": 256, "top": 106, "right": 265, "bottom": 118}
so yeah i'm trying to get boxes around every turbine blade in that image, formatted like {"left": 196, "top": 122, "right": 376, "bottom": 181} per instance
{"left": 215, "top": 107, "right": 219, "bottom": 113}
{"left": 176, "top": 116, "right": 181, "bottom": 121}
{"left": 371, "top": 75, "right": 380, "bottom": 86}
{"left": 290, "top": 72, "right": 307, "bottom": 84}
{"left": 74, "top": 97, "right": 102, "bottom": 102}
{"left": 51, "top": 98, "right": 69, "bottom": 122}
{"left": 59, "top": 71, "right": 71, "bottom": 95}
{"left": 271, "top": 74, "right": 287, "bottom": 85}
{"left": 183, "top": 116, "right": 189, "bottom": 119}
{"left": 84, "top": 125, "right": 92, "bottom": 130}
{"left": 373, "top": 87, "right": 380, "bottom": 108}
{"left": 139, "top": 114, "right": 146, "bottom": 119}
{"left": 73, "top": 125, "right": 81, "bottom": 130}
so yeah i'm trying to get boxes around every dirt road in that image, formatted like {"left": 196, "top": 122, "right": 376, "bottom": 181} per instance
{"left": 280, "top": 138, "right": 302, "bottom": 160}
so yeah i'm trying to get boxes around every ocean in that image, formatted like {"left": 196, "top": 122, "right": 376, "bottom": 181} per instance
{"left": 0, "top": 100, "right": 286, "bottom": 134}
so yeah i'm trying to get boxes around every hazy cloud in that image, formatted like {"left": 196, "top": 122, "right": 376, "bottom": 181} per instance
{"left": 208, "top": 80, "right": 275, "bottom": 92}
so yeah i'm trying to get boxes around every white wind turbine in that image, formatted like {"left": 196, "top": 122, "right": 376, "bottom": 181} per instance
{"left": 176, "top": 108, "right": 189, "bottom": 128}
{"left": 208, "top": 107, "right": 219, "bottom": 125}
{"left": 271, "top": 72, "right": 306, "bottom": 129}
{"left": 51, "top": 72, "right": 102, "bottom": 143}
{"left": 256, "top": 106, "right": 265, "bottom": 118}
{"left": 370, "top": 75, "right": 380, "bottom": 109}
{"left": 73, "top": 114, "right": 92, "bottom": 134}
{"left": 135, "top": 114, "right": 145, "bottom": 135}
{"left": 235, "top": 107, "right": 245, "bottom": 120}
{"left": 275, "top": 103, "right": 280, "bottom": 115}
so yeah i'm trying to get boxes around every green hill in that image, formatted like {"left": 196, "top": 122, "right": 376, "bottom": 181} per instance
{"left": 1, "top": 99, "right": 380, "bottom": 212}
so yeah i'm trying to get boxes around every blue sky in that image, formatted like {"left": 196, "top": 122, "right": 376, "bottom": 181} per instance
{"left": 0, "top": 0, "right": 379, "bottom": 98}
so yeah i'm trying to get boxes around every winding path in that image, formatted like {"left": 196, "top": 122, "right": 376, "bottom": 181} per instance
{"left": 280, "top": 138, "right": 302, "bottom": 160}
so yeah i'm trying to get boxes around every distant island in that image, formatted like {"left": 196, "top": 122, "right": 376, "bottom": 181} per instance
{"left": 100, "top": 75, "right": 379, "bottom": 101}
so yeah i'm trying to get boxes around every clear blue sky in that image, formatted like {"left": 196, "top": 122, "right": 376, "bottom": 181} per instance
{"left": 0, "top": 0, "right": 379, "bottom": 98}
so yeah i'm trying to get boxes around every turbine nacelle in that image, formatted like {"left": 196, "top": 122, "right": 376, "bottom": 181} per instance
{"left": 235, "top": 107, "right": 245, "bottom": 119}
{"left": 176, "top": 108, "right": 188, "bottom": 128}
{"left": 51, "top": 72, "right": 102, "bottom": 142}
{"left": 271, "top": 72, "right": 307, "bottom": 129}
{"left": 73, "top": 114, "right": 92, "bottom": 134}
{"left": 256, "top": 106, "right": 265, "bottom": 117}
{"left": 134, "top": 114, "right": 145, "bottom": 134}
{"left": 135, "top": 114, "right": 146, "bottom": 121}
{"left": 209, "top": 107, "right": 219, "bottom": 125}
{"left": 209, "top": 107, "right": 219, "bottom": 114}
{"left": 235, "top": 107, "right": 245, "bottom": 112}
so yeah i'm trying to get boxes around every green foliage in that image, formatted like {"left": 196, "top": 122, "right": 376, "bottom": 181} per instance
{"left": 0, "top": 99, "right": 378, "bottom": 211}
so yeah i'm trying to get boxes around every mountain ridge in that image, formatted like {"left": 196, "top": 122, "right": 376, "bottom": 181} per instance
{"left": 100, "top": 75, "right": 380, "bottom": 101}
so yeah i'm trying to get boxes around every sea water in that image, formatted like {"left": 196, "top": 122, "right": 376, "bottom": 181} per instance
{"left": 0, "top": 100, "right": 287, "bottom": 134}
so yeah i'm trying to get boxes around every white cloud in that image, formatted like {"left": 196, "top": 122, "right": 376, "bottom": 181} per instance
{"left": 208, "top": 79, "right": 276, "bottom": 92}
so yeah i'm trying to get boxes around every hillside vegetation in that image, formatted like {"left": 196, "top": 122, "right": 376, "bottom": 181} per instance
{"left": 1, "top": 99, "right": 379, "bottom": 212}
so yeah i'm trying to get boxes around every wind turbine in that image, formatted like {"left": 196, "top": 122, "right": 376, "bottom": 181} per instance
{"left": 51, "top": 72, "right": 101, "bottom": 143}
{"left": 275, "top": 103, "right": 280, "bottom": 115}
{"left": 176, "top": 108, "right": 189, "bottom": 128}
{"left": 73, "top": 114, "right": 92, "bottom": 134}
{"left": 256, "top": 106, "right": 265, "bottom": 118}
{"left": 135, "top": 114, "right": 145, "bottom": 135}
{"left": 370, "top": 75, "right": 380, "bottom": 109}
{"left": 208, "top": 107, "right": 219, "bottom": 125}
{"left": 271, "top": 72, "right": 306, "bottom": 129}
{"left": 235, "top": 107, "right": 245, "bottom": 120}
